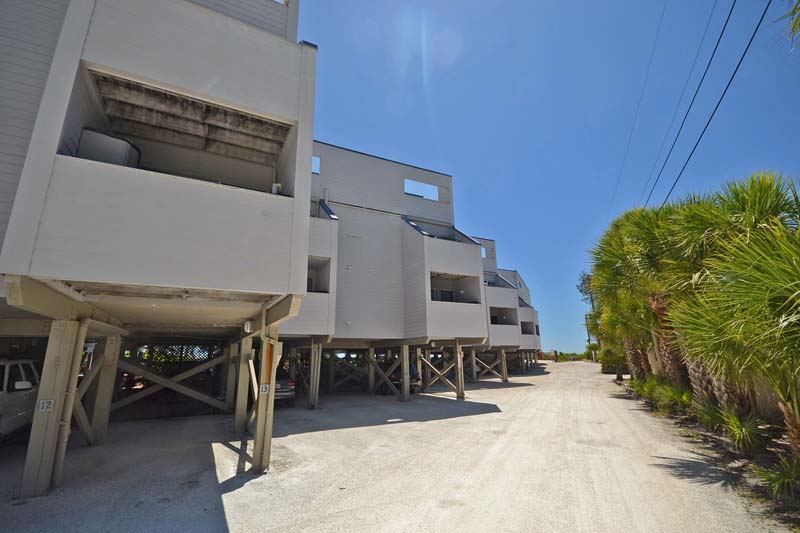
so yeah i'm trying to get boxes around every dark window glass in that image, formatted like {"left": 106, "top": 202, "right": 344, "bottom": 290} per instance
{"left": 25, "top": 363, "right": 38, "bottom": 385}
{"left": 0, "top": 365, "right": 5, "bottom": 392}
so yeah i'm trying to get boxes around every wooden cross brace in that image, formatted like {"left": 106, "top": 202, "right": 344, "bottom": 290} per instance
{"left": 420, "top": 356, "right": 457, "bottom": 393}
{"left": 117, "top": 358, "right": 229, "bottom": 414}
{"left": 476, "top": 357, "right": 503, "bottom": 379}
{"left": 366, "top": 352, "right": 401, "bottom": 399}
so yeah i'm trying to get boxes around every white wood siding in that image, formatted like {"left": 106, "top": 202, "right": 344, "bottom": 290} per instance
{"left": 83, "top": 0, "right": 306, "bottom": 124}
{"left": 58, "top": 69, "right": 108, "bottom": 156}
{"left": 0, "top": 0, "right": 68, "bottom": 252}
{"left": 280, "top": 292, "right": 332, "bottom": 336}
{"left": 402, "top": 223, "right": 427, "bottom": 339}
{"left": 334, "top": 206, "right": 405, "bottom": 340}
{"left": 426, "top": 238, "right": 482, "bottom": 277}
{"left": 486, "top": 286, "right": 518, "bottom": 309}
{"left": 30, "top": 156, "right": 295, "bottom": 293}
{"left": 428, "top": 301, "right": 486, "bottom": 339}
{"left": 313, "top": 142, "right": 454, "bottom": 225}
{"left": 186, "top": 0, "right": 292, "bottom": 40}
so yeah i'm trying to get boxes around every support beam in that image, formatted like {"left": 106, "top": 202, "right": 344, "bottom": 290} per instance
{"left": 420, "top": 356, "right": 457, "bottom": 393}
{"left": 476, "top": 356, "right": 503, "bottom": 380}
{"left": 415, "top": 348, "right": 423, "bottom": 389}
{"left": 117, "top": 360, "right": 227, "bottom": 411}
{"left": 401, "top": 344, "right": 410, "bottom": 402}
{"left": 251, "top": 325, "right": 281, "bottom": 473}
{"left": 308, "top": 343, "right": 322, "bottom": 410}
{"left": 289, "top": 347, "right": 297, "bottom": 381}
{"left": 423, "top": 349, "right": 431, "bottom": 386}
{"left": 21, "top": 320, "right": 80, "bottom": 498}
{"left": 327, "top": 351, "right": 335, "bottom": 392}
{"left": 225, "top": 343, "right": 238, "bottom": 411}
{"left": 367, "top": 348, "right": 375, "bottom": 393}
{"left": 500, "top": 348, "right": 509, "bottom": 383}
{"left": 470, "top": 349, "right": 478, "bottom": 382}
{"left": 454, "top": 340, "right": 465, "bottom": 400}
{"left": 234, "top": 338, "right": 252, "bottom": 433}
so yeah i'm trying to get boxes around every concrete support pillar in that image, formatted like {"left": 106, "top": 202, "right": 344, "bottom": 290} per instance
{"left": 367, "top": 348, "right": 375, "bottom": 393}
{"left": 234, "top": 337, "right": 252, "bottom": 433}
{"left": 401, "top": 344, "right": 410, "bottom": 401}
{"left": 90, "top": 334, "right": 122, "bottom": 445}
{"left": 454, "top": 340, "right": 465, "bottom": 400}
{"left": 308, "top": 343, "right": 322, "bottom": 410}
{"left": 499, "top": 348, "right": 509, "bottom": 383}
{"left": 470, "top": 349, "right": 477, "bottom": 382}
{"left": 224, "top": 343, "right": 238, "bottom": 411}
{"left": 21, "top": 320, "right": 81, "bottom": 498}
{"left": 252, "top": 333, "right": 282, "bottom": 473}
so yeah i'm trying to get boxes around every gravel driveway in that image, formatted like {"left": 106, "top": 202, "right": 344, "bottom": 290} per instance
{"left": 0, "top": 361, "right": 784, "bottom": 532}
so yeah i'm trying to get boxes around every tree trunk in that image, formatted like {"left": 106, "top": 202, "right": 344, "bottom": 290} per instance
{"left": 686, "top": 357, "right": 717, "bottom": 400}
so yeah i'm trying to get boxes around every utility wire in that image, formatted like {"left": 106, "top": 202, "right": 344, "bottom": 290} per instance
{"left": 643, "top": 0, "right": 738, "bottom": 206}
{"left": 606, "top": 0, "right": 667, "bottom": 218}
{"left": 637, "top": 0, "right": 719, "bottom": 205}
{"left": 660, "top": 0, "right": 773, "bottom": 207}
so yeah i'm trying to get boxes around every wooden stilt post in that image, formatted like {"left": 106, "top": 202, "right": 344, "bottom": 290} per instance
{"left": 289, "top": 347, "right": 297, "bottom": 381}
{"left": 90, "top": 335, "right": 122, "bottom": 445}
{"left": 534, "top": 350, "right": 539, "bottom": 366}
{"left": 224, "top": 343, "right": 238, "bottom": 411}
{"left": 252, "top": 324, "right": 281, "bottom": 473}
{"left": 401, "top": 344, "right": 410, "bottom": 401}
{"left": 51, "top": 319, "right": 89, "bottom": 489}
{"left": 367, "top": 347, "right": 375, "bottom": 393}
{"left": 470, "top": 349, "right": 478, "bottom": 382}
{"left": 308, "top": 343, "right": 322, "bottom": 409}
{"left": 21, "top": 321, "right": 80, "bottom": 498}
{"left": 423, "top": 349, "right": 431, "bottom": 385}
{"left": 499, "top": 348, "right": 509, "bottom": 383}
{"left": 234, "top": 337, "right": 252, "bottom": 433}
{"left": 415, "top": 347, "right": 423, "bottom": 389}
{"left": 454, "top": 340, "right": 465, "bottom": 400}
{"left": 327, "top": 351, "right": 335, "bottom": 392}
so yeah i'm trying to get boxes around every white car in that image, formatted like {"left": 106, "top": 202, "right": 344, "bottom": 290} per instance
{"left": 0, "top": 359, "right": 40, "bottom": 439}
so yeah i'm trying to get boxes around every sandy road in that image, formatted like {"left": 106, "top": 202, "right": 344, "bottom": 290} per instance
{"left": 0, "top": 361, "right": 783, "bottom": 532}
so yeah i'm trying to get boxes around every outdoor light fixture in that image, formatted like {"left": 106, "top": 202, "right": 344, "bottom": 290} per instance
{"left": 243, "top": 320, "right": 254, "bottom": 333}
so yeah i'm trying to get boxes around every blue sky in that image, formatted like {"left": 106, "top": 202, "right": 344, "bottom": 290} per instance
{"left": 298, "top": 1, "right": 800, "bottom": 353}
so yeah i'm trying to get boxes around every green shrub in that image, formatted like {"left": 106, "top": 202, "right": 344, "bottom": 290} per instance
{"left": 754, "top": 454, "right": 800, "bottom": 502}
{"left": 721, "top": 409, "right": 764, "bottom": 453}
{"left": 691, "top": 397, "right": 725, "bottom": 430}
{"left": 599, "top": 349, "right": 628, "bottom": 376}
{"left": 653, "top": 384, "right": 692, "bottom": 414}
{"left": 640, "top": 376, "right": 668, "bottom": 403}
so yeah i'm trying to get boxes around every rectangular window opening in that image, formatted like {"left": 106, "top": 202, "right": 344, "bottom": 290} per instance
{"left": 404, "top": 178, "right": 439, "bottom": 201}
{"left": 481, "top": 246, "right": 487, "bottom": 258}
{"left": 311, "top": 155, "right": 321, "bottom": 174}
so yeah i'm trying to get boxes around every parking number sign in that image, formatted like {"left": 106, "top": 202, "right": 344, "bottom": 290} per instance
{"left": 259, "top": 384, "right": 270, "bottom": 394}
{"left": 38, "top": 399, "right": 54, "bottom": 412}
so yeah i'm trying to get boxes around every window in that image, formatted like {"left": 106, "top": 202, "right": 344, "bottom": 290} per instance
{"left": 431, "top": 288, "right": 454, "bottom": 302}
{"left": 535, "top": 324, "right": 540, "bottom": 336}
{"left": 8, "top": 363, "right": 23, "bottom": 392}
{"left": 521, "top": 321, "right": 535, "bottom": 335}
{"left": 404, "top": 178, "right": 439, "bottom": 201}
{"left": 481, "top": 246, "right": 487, "bottom": 258}
{"left": 311, "top": 155, "right": 321, "bottom": 174}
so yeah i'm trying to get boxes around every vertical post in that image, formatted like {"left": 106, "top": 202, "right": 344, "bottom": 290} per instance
{"left": 401, "top": 344, "right": 410, "bottom": 401}
{"left": 308, "top": 343, "right": 322, "bottom": 410}
{"left": 21, "top": 320, "right": 80, "bottom": 498}
{"left": 51, "top": 318, "right": 89, "bottom": 489}
{"left": 90, "top": 334, "right": 122, "bottom": 445}
{"left": 289, "top": 347, "right": 297, "bottom": 381}
{"left": 499, "top": 348, "right": 509, "bottom": 383}
{"left": 423, "top": 349, "right": 431, "bottom": 386}
{"left": 327, "top": 351, "right": 335, "bottom": 392}
{"left": 415, "top": 348, "right": 423, "bottom": 389}
{"left": 367, "top": 347, "right": 375, "bottom": 393}
{"left": 234, "top": 337, "right": 252, "bottom": 433}
{"left": 470, "top": 349, "right": 477, "bottom": 382}
{"left": 252, "top": 327, "right": 281, "bottom": 473}
{"left": 454, "top": 340, "right": 465, "bottom": 400}
{"left": 224, "top": 342, "right": 238, "bottom": 411}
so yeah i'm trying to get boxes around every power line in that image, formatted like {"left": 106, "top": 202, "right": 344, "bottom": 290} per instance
{"left": 643, "top": 0, "right": 738, "bottom": 206}
{"left": 637, "top": 0, "right": 719, "bottom": 205}
{"left": 660, "top": 0, "right": 774, "bottom": 208}
{"left": 606, "top": 0, "right": 667, "bottom": 217}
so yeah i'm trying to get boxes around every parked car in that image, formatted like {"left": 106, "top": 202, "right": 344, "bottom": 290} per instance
{"left": 274, "top": 367, "right": 296, "bottom": 406}
{"left": 0, "top": 359, "right": 40, "bottom": 440}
